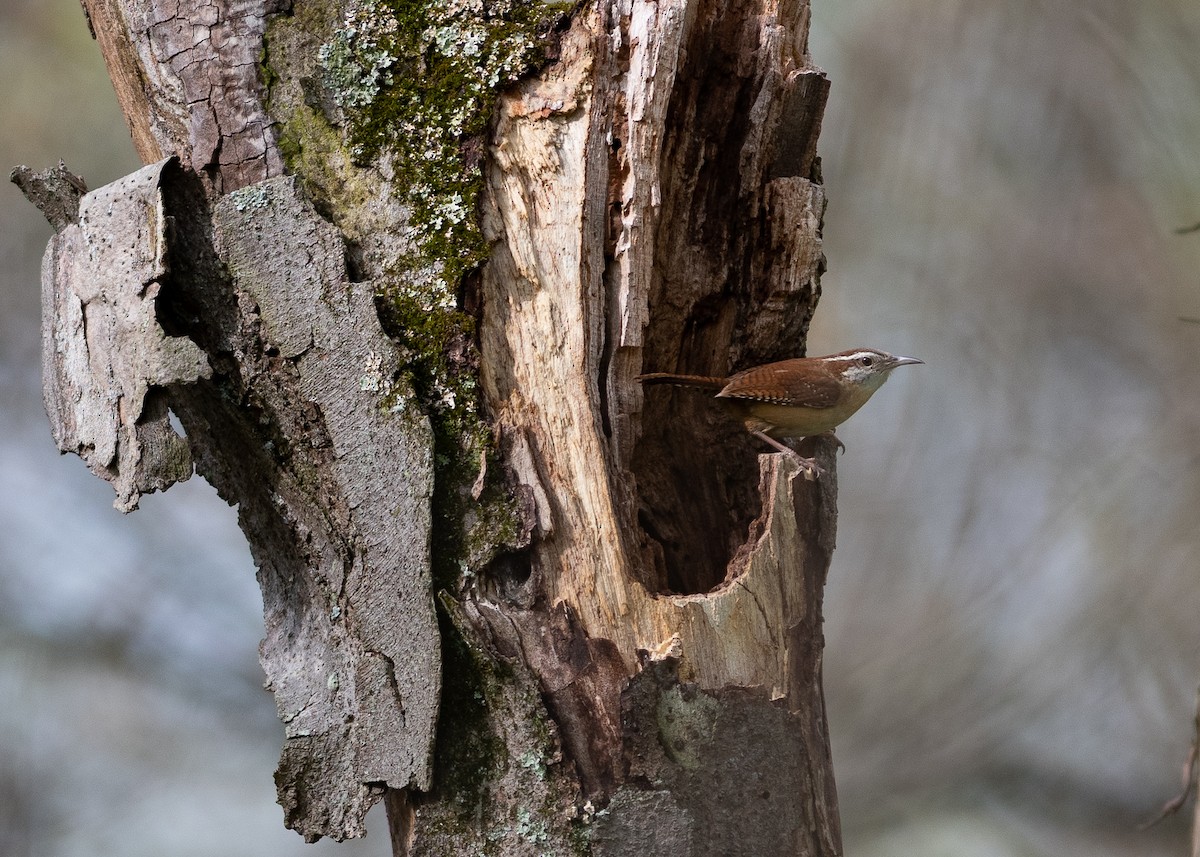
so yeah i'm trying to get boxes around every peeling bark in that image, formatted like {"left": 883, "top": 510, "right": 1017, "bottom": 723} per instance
{"left": 34, "top": 158, "right": 209, "bottom": 512}
{"left": 205, "top": 176, "right": 440, "bottom": 839}
{"left": 19, "top": 157, "right": 440, "bottom": 841}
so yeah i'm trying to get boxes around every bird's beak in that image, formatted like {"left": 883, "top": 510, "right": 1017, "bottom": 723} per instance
{"left": 889, "top": 355, "right": 924, "bottom": 367}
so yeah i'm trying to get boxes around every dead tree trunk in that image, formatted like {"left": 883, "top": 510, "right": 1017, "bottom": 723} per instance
{"left": 15, "top": 0, "right": 837, "bottom": 853}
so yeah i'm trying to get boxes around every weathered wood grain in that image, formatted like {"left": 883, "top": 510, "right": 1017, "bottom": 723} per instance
{"left": 473, "top": 1, "right": 841, "bottom": 851}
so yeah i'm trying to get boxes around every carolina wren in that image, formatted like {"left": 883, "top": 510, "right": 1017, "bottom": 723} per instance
{"left": 638, "top": 348, "right": 923, "bottom": 478}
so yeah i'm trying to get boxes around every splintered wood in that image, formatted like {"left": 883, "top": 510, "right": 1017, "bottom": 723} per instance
{"left": 479, "top": 0, "right": 832, "bottom": 698}
{"left": 473, "top": 5, "right": 840, "bottom": 850}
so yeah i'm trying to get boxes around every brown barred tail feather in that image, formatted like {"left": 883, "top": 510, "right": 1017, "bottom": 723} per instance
{"left": 635, "top": 372, "right": 727, "bottom": 390}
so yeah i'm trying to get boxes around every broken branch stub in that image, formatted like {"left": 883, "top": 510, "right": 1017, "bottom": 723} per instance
{"left": 32, "top": 157, "right": 210, "bottom": 512}
{"left": 10, "top": 162, "right": 89, "bottom": 233}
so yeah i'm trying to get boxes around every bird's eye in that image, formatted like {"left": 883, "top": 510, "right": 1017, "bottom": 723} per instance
{"left": 860, "top": 356, "right": 873, "bottom": 367}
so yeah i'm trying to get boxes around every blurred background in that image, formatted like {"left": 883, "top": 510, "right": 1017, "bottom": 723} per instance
{"left": 809, "top": 1, "right": 1200, "bottom": 855}
{"left": 2, "top": 0, "right": 1199, "bottom": 855}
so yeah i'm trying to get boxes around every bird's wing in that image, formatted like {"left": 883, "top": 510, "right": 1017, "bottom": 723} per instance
{"left": 717, "top": 359, "right": 843, "bottom": 408}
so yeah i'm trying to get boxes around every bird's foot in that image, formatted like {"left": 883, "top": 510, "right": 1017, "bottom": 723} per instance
{"left": 785, "top": 453, "right": 825, "bottom": 481}
{"left": 751, "top": 430, "right": 825, "bottom": 480}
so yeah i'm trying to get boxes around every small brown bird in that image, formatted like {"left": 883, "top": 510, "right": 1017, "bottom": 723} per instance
{"left": 638, "top": 348, "right": 923, "bottom": 478}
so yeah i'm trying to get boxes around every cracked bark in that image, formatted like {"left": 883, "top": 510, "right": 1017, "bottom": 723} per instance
{"left": 81, "top": 0, "right": 288, "bottom": 191}
{"left": 17, "top": 0, "right": 841, "bottom": 853}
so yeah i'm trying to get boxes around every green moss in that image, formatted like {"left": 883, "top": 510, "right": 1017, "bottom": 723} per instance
{"left": 377, "top": 285, "right": 472, "bottom": 403}
{"left": 269, "top": 0, "right": 572, "bottom": 590}
{"left": 376, "top": 265, "right": 534, "bottom": 592}
{"left": 261, "top": 5, "right": 589, "bottom": 849}
{"left": 272, "top": 97, "right": 374, "bottom": 229}
{"left": 567, "top": 820, "right": 592, "bottom": 855}
{"left": 430, "top": 596, "right": 509, "bottom": 815}
{"left": 318, "top": 0, "right": 571, "bottom": 294}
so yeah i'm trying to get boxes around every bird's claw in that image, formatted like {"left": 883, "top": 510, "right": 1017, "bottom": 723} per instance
{"left": 785, "top": 451, "right": 825, "bottom": 481}
{"left": 750, "top": 430, "right": 828, "bottom": 478}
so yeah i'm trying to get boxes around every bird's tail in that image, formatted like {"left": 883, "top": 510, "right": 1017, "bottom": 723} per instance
{"left": 636, "top": 372, "right": 726, "bottom": 390}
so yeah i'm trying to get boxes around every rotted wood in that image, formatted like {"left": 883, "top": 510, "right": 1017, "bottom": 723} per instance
{"left": 471, "top": 450, "right": 841, "bottom": 854}
{"left": 474, "top": 0, "right": 841, "bottom": 852}
{"left": 480, "top": 0, "right": 830, "bottom": 657}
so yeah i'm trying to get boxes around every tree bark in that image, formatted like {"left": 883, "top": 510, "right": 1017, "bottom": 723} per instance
{"left": 15, "top": 0, "right": 839, "bottom": 853}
